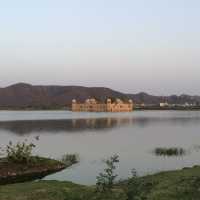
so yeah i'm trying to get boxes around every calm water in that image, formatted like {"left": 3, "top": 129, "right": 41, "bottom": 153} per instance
{"left": 0, "top": 110, "right": 200, "bottom": 185}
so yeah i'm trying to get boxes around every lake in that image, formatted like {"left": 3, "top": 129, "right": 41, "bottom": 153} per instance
{"left": 0, "top": 110, "right": 200, "bottom": 185}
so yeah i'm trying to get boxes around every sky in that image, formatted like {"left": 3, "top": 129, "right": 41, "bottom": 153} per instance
{"left": 0, "top": 0, "right": 199, "bottom": 95}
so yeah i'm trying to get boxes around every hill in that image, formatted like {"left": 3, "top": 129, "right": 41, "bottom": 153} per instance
{"left": 0, "top": 83, "right": 199, "bottom": 109}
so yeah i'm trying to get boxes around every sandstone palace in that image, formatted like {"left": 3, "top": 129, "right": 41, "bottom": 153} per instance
{"left": 72, "top": 98, "right": 133, "bottom": 112}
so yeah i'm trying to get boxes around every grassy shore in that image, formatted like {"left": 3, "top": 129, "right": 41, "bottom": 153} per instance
{"left": 1, "top": 166, "right": 200, "bottom": 200}
{"left": 0, "top": 157, "right": 68, "bottom": 185}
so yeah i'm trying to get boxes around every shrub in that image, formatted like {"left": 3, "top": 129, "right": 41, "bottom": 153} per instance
{"left": 122, "top": 169, "right": 141, "bottom": 200}
{"left": 4, "top": 140, "right": 36, "bottom": 164}
{"left": 96, "top": 154, "right": 119, "bottom": 192}
{"left": 61, "top": 154, "right": 79, "bottom": 166}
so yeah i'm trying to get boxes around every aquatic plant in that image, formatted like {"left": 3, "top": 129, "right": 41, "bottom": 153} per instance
{"left": 61, "top": 154, "right": 79, "bottom": 166}
{"left": 153, "top": 147, "right": 186, "bottom": 157}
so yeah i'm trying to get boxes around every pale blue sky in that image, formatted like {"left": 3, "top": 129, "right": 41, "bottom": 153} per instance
{"left": 0, "top": 0, "right": 199, "bottom": 95}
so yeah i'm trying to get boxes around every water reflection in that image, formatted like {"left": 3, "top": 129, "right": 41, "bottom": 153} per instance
{"left": 0, "top": 118, "right": 133, "bottom": 135}
{"left": 0, "top": 115, "right": 200, "bottom": 135}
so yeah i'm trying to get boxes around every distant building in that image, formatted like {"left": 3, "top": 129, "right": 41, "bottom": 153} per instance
{"left": 159, "top": 102, "right": 169, "bottom": 107}
{"left": 72, "top": 98, "right": 133, "bottom": 112}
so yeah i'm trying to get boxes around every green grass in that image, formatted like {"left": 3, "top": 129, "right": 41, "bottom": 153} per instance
{"left": 137, "top": 165, "right": 200, "bottom": 200}
{"left": 1, "top": 166, "right": 200, "bottom": 200}
{"left": 0, "top": 180, "right": 92, "bottom": 200}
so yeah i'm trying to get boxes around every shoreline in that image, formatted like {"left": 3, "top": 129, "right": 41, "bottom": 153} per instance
{"left": 1, "top": 165, "right": 200, "bottom": 199}
{"left": 0, "top": 157, "right": 68, "bottom": 185}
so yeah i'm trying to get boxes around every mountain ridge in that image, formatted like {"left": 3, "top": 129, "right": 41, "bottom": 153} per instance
{"left": 0, "top": 83, "right": 199, "bottom": 108}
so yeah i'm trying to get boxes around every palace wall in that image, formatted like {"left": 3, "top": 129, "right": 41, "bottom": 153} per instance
{"left": 72, "top": 98, "right": 133, "bottom": 112}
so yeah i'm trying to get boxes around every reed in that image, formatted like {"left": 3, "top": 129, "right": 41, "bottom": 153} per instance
{"left": 153, "top": 147, "right": 186, "bottom": 157}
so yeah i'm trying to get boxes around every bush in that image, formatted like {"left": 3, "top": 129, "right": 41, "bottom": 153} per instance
{"left": 122, "top": 169, "right": 141, "bottom": 200}
{"left": 4, "top": 140, "right": 36, "bottom": 164}
{"left": 96, "top": 154, "right": 119, "bottom": 192}
{"left": 61, "top": 154, "right": 79, "bottom": 166}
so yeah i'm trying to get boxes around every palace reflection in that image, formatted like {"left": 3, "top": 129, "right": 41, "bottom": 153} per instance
{"left": 0, "top": 117, "right": 134, "bottom": 135}
{"left": 0, "top": 116, "right": 199, "bottom": 135}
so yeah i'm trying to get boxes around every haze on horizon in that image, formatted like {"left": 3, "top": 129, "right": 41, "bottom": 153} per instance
{"left": 0, "top": 0, "right": 199, "bottom": 95}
